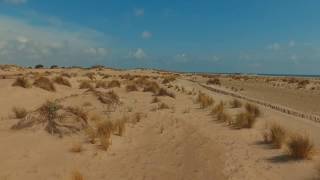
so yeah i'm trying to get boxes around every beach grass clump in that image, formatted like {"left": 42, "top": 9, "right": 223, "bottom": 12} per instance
{"left": 95, "top": 80, "right": 108, "bottom": 88}
{"left": 33, "top": 77, "right": 56, "bottom": 92}
{"left": 211, "top": 102, "right": 224, "bottom": 115}
{"left": 156, "top": 88, "right": 175, "bottom": 98}
{"left": 53, "top": 76, "right": 72, "bottom": 87}
{"left": 79, "top": 81, "right": 94, "bottom": 89}
{"left": 12, "top": 107, "right": 28, "bottom": 119}
{"left": 263, "top": 123, "right": 287, "bottom": 148}
{"left": 245, "top": 103, "right": 261, "bottom": 117}
{"left": 230, "top": 99, "right": 242, "bottom": 108}
{"left": 234, "top": 112, "right": 256, "bottom": 128}
{"left": 108, "top": 80, "right": 121, "bottom": 88}
{"left": 126, "top": 84, "right": 138, "bottom": 92}
{"left": 196, "top": 92, "right": 214, "bottom": 109}
{"left": 287, "top": 133, "right": 314, "bottom": 159}
{"left": 96, "top": 120, "right": 113, "bottom": 150}
{"left": 206, "top": 78, "right": 221, "bottom": 85}
{"left": 12, "top": 77, "right": 32, "bottom": 88}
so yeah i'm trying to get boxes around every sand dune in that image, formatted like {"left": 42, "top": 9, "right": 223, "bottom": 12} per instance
{"left": 0, "top": 66, "right": 319, "bottom": 180}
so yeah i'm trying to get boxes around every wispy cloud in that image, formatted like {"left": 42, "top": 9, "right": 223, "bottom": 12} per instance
{"left": 141, "top": 30, "right": 152, "bottom": 39}
{"left": 267, "top": 42, "right": 281, "bottom": 50}
{"left": 129, "top": 48, "right": 147, "bottom": 59}
{"left": 0, "top": 15, "right": 111, "bottom": 66}
{"left": 2, "top": 0, "right": 27, "bottom": 5}
{"left": 134, "top": 8, "right": 144, "bottom": 17}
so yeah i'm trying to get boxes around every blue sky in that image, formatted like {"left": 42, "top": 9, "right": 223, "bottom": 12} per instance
{"left": 0, "top": 0, "right": 319, "bottom": 74}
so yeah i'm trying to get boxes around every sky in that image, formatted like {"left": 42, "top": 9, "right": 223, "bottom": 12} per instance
{"left": 0, "top": 0, "right": 319, "bottom": 74}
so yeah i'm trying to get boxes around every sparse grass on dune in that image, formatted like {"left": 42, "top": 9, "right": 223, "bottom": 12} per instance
{"left": 151, "top": 97, "right": 160, "bottom": 103}
{"left": 162, "top": 76, "right": 176, "bottom": 84}
{"left": 263, "top": 123, "right": 287, "bottom": 148}
{"left": 126, "top": 84, "right": 138, "bottom": 92}
{"left": 12, "top": 107, "right": 28, "bottom": 119}
{"left": 33, "top": 77, "right": 56, "bottom": 92}
{"left": 113, "top": 117, "right": 127, "bottom": 136}
{"left": 70, "top": 143, "right": 83, "bottom": 153}
{"left": 84, "top": 72, "right": 96, "bottom": 80}
{"left": 96, "top": 120, "right": 113, "bottom": 150}
{"left": 71, "top": 170, "right": 84, "bottom": 180}
{"left": 12, "top": 77, "right": 32, "bottom": 88}
{"left": 158, "top": 102, "right": 170, "bottom": 110}
{"left": 79, "top": 80, "right": 94, "bottom": 89}
{"left": 95, "top": 80, "right": 108, "bottom": 88}
{"left": 143, "top": 81, "right": 160, "bottom": 94}
{"left": 211, "top": 102, "right": 224, "bottom": 115}
{"left": 156, "top": 88, "right": 175, "bottom": 98}
{"left": 96, "top": 90, "right": 120, "bottom": 105}
{"left": 65, "top": 106, "right": 88, "bottom": 124}
{"left": 108, "top": 80, "right": 121, "bottom": 88}
{"left": 85, "top": 126, "right": 96, "bottom": 144}
{"left": 245, "top": 103, "right": 261, "bottom": 117}
{"left": 234, "top": 112, "right": 256, "bottom": 128}
{"left": 53, "top": 76, "right": 72, "bottom": 87}
{"left": 287, "top": 133, "right": 314, "bottom": 159}
{"left": 206, "top": 78, "right": 221, "bottom": 85}
{"left": 216, "top": 111, "right": 231, "bottom": 123}
{"left": 230, "top": 99, "right": 242, "bottom": 108}
{"left": 196, "top": 92, "right": 214, "bottom": 108}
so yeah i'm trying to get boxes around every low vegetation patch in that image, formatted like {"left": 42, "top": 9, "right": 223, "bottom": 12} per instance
{"left": 108, "top": 80, "right": 121, "bottom": 88}
{"left": 113, "top": 117, "right": 127, "bottom": 136}
{"left": 95, "top": 80, "right": 108, "bottom": 88}
{"left": 53, "top": 76, "right": 72, "bottom": 87}
{"left": 79, "top": 81, "right": 94, "bottom": 89}
{"left": 126, "top": 84, "right": 138, "bottom": 92}
{"left": 230, "top": 99, "right": 242, "bottom": 108}
{"left": 196, "top": 92, "right": 214, "bottom": 108}
{"left": 12, "top": 77, "right": 32, "bottom": 88}
{"left": 33, "top": 77, "right": 56, "bottom": 92}
{"left": 245, "top": 103, "right": 261, "bottom": 117}
{"left": 287, "top": 133, "right": 314, "bottom": 159}
{"left": 156, "top": 88, "right": 175, "bottom": 98}
{"left": 234, "top": 112, "right": 256, "bottom": 128}
{"left": 211, "top": 102, "right": 224, "bottom": 115}
{"left": 12, "top": 107, "right": 28, "bottom": 119}
{"left": 96, "top": 120, "right": 113, "bottom": 150}
{"left": 207, "top": 78, "right": 221, "bottom": 85}
{"left": 263, "top": 123, "right": 287, "bottom": 148}
{"left": 71, "top": 170, "right": 84, "bottom": 180}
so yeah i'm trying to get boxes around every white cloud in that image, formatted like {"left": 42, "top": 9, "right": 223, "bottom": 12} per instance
{"left": 268, "top": 42, "right": 281, "bottom": 50}
{"left": 289, "top": 40, "right": 295, "bottom": 47}
{"left": 141, "top": 31, "right": 152, "bottom": 39}
{"left": 129, "top": 48, "right": 146, "bottom": 59}
{"left": 134, "top": 8, "right": 144, "bottom": 17}
{"left": 2, "top": 0, "right": 27, "bottom": 5}
{"left": 0, "top": 15, "right": 111, "bottom": 66}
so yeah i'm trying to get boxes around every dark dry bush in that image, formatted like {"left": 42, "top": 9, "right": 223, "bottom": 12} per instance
{"left": 33, "top": 77, "right": 56, "bottom": 92}
{"left": 12, "top": 77, "right": 32, "bottom": 88}
{"left": 53, "top": 76, "right": 72, "bottom": 87}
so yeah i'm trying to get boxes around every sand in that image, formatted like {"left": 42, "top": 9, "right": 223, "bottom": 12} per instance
{"left": 0, "top": 66, "right": 319, "bottom": 180}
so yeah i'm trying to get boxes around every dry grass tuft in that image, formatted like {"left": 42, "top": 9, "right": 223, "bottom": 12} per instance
{"left": 263, "top": 123, "right": 287, "bottom": 148}
{"left": 96, "top": 120, "right": 113, "bottom": 150}
{"left": 143, "top": 81, "right": 160, "bottom": 94}
{"left": 156, "top": 88, "right": 175, "bottom": 98}
{"left": 287, "top": 133, "right": 314, "bottom": 159}
{"left": 79, "top": 81, "right": 94, "bottom": 89}
{"left": 53, "top": 76, "right": 72, "bottom": 87}
{"left": 108, "top": 80, "right": 121, "bottom": 88}
{"left": 234, "top": 112, "right": 256, "bottom": 128}
{"left": 70, "top": 143, "right": 83, "bottom": 153}
{"left": 230, "top": 99, "right": 242, "bottom": 108}
{"left": 71, "top": 170, "right": 84, "bottom": 180}
{"left": 245, "top": 103, "right": 261, "bottom": 117}
{"left": 12, "top": 107, "right": 28, "bottom": 119}
{"left": 151, "top": 97, "right": 160, "bottom": 104}
{"left": 162, "top": 76, "right": 176, "bottom": 84}
{"left": 126, "top": 84, "right": 138, "bottom": 92}
{"left": 207, "top": 78, "right": 221, "bottom": 85}
{"left": 33, "top": 77, "right": 56, "bottom": 92}
{"left": 217, "top": 111, "right": 231, "bottom": 123}
{"left": 96, "top": 81, "right": 108, "bottom": 88}
{"left": 113, "top": 117, "right": 127, "bottom": 136}
{"left": 196, "top": 92, "right": 214, "bottom": 108}
{"left": 65, "top": 106, "right": 88, "bottom": 124}
{"left": 211, "top": 102, "right": 224, "bottom": 115}
{"left": 85, "top": 126, "right": 96, "bottom": 144}
{"left": 12, "top": 77, "right": 32, "bottom": 88}
{"left": 158, "top": 102, "right": 170, "bottom": 110}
